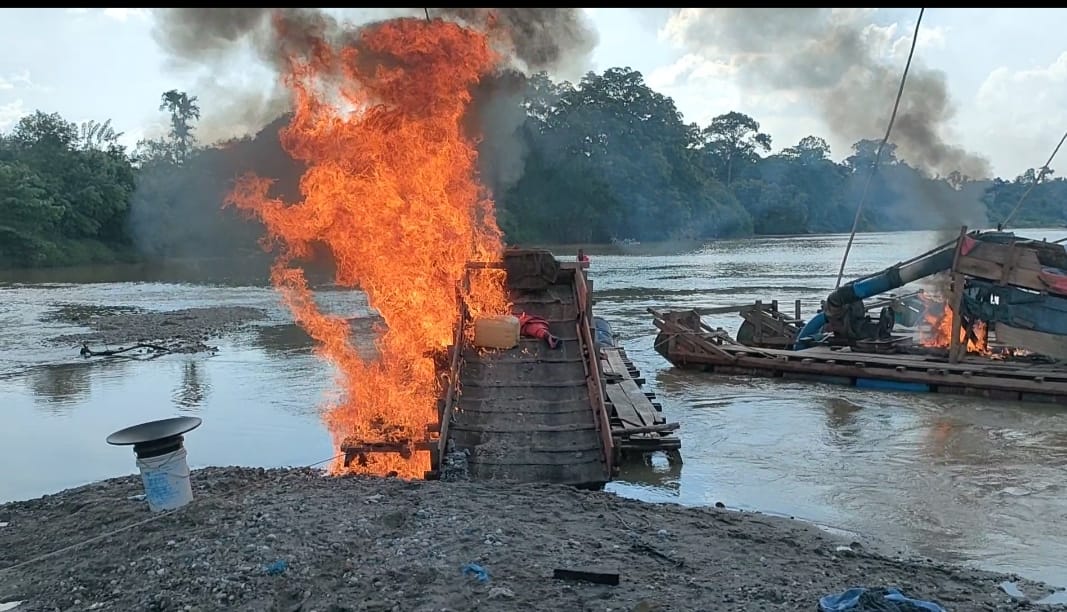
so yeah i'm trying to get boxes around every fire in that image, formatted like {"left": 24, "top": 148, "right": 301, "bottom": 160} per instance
{"left": 227, "top": 16, "right": 511, "bottom": 477}
{"left": 918, "top": 298, "right": 990, "bottom": 356}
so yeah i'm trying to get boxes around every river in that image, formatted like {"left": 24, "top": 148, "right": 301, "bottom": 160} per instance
{"left": 2, "top": 228, "right": 1065, "bottom": 587}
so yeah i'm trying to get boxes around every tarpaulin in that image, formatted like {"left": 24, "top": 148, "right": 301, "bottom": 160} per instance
{"left": 819, "top": 587, "right": 946, "bottom": 612}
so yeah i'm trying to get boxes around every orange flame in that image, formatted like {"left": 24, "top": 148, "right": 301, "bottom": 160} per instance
{"left": 918, "top": 298, "right": 989, "bottom": 356}
{"left": 227, "top": 17, "right": 511, "bottom": 477}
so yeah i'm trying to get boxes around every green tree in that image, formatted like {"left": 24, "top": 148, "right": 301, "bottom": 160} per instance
{"left": 0, "top": 161, "right": 64, "bottom": 265}
{"left": 159, "top": 89, "right": 201, "bottom": 163}
{"left": 699, "top": 111, "right": 772, "bottom": 185}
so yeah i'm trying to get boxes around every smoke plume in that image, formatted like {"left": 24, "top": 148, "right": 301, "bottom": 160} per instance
{"left": 150, "top": 8, "right": 595, "bottom": 168}
{"left": 662, "top": 8, "right": 991, "bottom": 180}
{"left": 135, "top": 9, "right": 596, "bottom": 260}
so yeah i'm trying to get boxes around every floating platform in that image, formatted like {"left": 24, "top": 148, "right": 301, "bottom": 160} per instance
{"left": 438, "top": 252, "right": 614, "bottom": 488}
{"left": 600, "top": 346, "right": 682, "bottom": 464}
{"left": 651, "top": 308, "right": 1067, "bottom": 405}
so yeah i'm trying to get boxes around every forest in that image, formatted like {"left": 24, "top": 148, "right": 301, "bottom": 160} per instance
{"left": 1, "top": 67, "right": 1063, "bottom": 268}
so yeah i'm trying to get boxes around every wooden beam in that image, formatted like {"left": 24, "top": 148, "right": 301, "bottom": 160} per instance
{"left": 948, "top": 225, "right": 967, "bottom": 365}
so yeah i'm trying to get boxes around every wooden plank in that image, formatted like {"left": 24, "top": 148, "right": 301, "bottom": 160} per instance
{"left": 618, "top": 437, "right": 682, "bottom": 451}
{"left": 996, "top": 324, "right": 1067, "bottom": 360}
{"left": 667, "top": 347, "right": 1067, "bottom": 396}
{"left": 603, "top": 349, "right": 631, "bottom": 381}
{"left": 948, "top": 226, "right": 967, "bottom": 365}
{"left": 553, "top": 567, "right": 620, "bottom": 586}
{"left": 612, "top": 422, "right": 680, "bottom": 436}
{"left": 957, "top": 253, "right": 1047, "bottom": 293}
{"left": 605, "top": 385, "right": 646, "bottom": 428}
{"left": 731, "top": 344, "right": 1067, "bottom": 383}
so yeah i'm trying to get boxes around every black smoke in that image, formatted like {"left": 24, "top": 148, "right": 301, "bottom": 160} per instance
{"left": 134, "top": 8, "right": 597, "bottom": 261}
{"left": 663, "top": 8, "right": 991, "bottom": 180}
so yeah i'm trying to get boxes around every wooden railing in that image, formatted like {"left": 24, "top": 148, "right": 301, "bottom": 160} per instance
{"left": 433, "top": 268, "right": 473, "bottom": 474}
{"left": 568, "top": 262, "right": 616, "bottom": 478}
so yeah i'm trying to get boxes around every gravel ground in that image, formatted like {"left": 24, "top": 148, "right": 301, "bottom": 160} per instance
{"left": 1, "top": 467, "right": 1063, "bottom": 612}
{"left": 45, "top": 304, "right": 267, "bottom": 354}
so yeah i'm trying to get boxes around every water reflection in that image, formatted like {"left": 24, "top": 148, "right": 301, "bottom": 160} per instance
{"left": 28, "top": 362, "right": 95, "bottom": 408}
{"left": 173, "top": 361, "right": 209, "bottom": 410}
{"left": 616, "top": 454, "right": 682, "bottom": 495}
{"left": 822, "top": 397, "right": 862, "bottom": 447}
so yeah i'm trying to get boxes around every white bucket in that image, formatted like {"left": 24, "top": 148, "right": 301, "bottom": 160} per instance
{"left": 136, "top": 447, "right": 194, "bottom": 512}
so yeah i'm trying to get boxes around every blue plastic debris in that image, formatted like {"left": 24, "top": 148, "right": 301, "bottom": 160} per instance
{"left": 264, "top": 560, "right": 288, "bottom": 575}
{"left": 820, "top": 587, "right": 946, "bottom": 612}
{"left": 462, "top": 562, "right": 490, "bottom": 583}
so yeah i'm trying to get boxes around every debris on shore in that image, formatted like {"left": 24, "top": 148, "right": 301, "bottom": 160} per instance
{"left": 45, "top": 304, "right": 267, "bottom": 354}
{"left": 1, "top": 467, "right": 1061, "bottom": 611}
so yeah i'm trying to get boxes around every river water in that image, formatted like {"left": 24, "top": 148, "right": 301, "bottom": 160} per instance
{"left": 2, "top": 229, "right": 1065, "bottom": 586}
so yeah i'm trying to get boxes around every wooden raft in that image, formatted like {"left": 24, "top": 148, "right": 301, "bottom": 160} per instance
{"left": 441, "top": 255, "right": 614, "bottom": 489}
{"left": 651, "top": 308, "right": 1067, "bottom": 405}
{"left": 600, "top": 346, "right": 683, "bottom": 464}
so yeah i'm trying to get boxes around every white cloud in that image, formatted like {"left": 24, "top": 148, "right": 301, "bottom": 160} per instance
{"left": 972, "top": 51, "right": 1067, "bottom": 176}
{"left": 0, "top": 99, "right": 27, "bottom": 130}
{"left": 102, "top": 8, "right": 149, "bottom": 22}
{"left": 646, "top": 53, "right": 734, "bottom": 90}
{"left": 0, "top": 70, "right": 33, "bottom": 91}
{"left": 864, "top": 21, "right": 949, "bottom": 65}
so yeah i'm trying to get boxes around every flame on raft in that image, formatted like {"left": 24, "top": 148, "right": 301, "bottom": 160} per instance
{"left": 918, "top": 295, "right": 990, "bottom": 356}
{"left": 226, "top": 16, "right": 511, "bottom": 477}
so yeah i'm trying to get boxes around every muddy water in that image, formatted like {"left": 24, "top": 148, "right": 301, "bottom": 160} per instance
{"left": 2, "top": 229, "right": 1066, "bottom": 586}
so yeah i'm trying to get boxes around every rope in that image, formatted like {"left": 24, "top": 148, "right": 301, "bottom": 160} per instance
{"left": 835, "top": 7, "right": 925, "bottom": 289}
{"left": 0, "top": 452, "right": 345, "bottom": 576}
{"left": 999, "top": 129, "right": 1067, "bottom": 229}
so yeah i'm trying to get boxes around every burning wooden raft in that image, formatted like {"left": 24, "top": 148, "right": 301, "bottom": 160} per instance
{"left": 339, "top": 248, "right": 684, "bottom": 483}
{"left": 427, "top": 248, "right": 616, "bottom": 488}
{"left": 651, "top": 228, "right": 1067, "bottom": 404}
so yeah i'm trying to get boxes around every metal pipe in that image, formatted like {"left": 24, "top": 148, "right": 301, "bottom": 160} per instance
{"left": 794, "top": 312, "right": 826, "bottom": 350}
{"left": 795, "top": 238, "right": 959, "bottom": 350}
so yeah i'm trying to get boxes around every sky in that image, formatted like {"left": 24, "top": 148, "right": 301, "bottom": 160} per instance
{"left": 1, "top": 8, "right": 1065, "bottom": 180}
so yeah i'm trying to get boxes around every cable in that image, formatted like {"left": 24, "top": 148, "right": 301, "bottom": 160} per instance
{"left": 1000, "top": 129, "right": 1067, "bottom": 229}
{"left": 835, "top": 7, "right": 925, "bottom": 289}
{"left": 0, "top": 452, "right": 345, "bottom": 576}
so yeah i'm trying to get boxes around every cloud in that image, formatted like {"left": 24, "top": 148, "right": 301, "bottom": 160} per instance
{"left": 0, "top": 70, "right": 33, "bottom": 91}
{"left": 65, "top": 8, "right": 150, "bottom": 23}
{"left": 0, "top": 99, "right": 27, "bottom": 130}
{"left": 646, "top": 53, "right": 735, "bottom": 90}
{"left": 102, "top": 8, "right": 150, "bottom": 22}
{"left": 974, "top": 51, "right": 1067, "bottom": 176}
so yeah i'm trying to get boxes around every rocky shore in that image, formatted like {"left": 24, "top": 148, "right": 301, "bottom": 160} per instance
{"left": 45, "top": 304, "right": 268, "bottom": 354}
{"left": 1, "top": 467, "right": 1062, "bottom": 611}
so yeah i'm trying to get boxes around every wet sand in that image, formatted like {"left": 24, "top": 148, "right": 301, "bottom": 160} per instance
{"left": 0, "top": 467, "right": 1062, "bottom": 612}
{"left": 45, "top": 304, "right": 268, "bottom": 354}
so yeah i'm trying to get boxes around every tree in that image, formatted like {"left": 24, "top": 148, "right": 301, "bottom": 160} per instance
{"left": 781, "top": 135, "right": 831, "bottom": 165}
{"left": 78, "top": 119, "right": 123, "bottom": 152}
{"left": 845, "top": 139, "right": 898, "bottom": 173}
{"left": 159, "top": 89, "right": 201, "bottom": 163}
{"left": 9, "top": 111, "right": 78, "bottom": 151}
{"left": 0, "top": 161, "right": 64, "bottom": 265}
{"left": 699, "top": 111, "right": 772, "bottom": 185}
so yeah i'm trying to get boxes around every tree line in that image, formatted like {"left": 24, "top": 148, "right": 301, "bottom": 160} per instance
{"left": 1, "top": 67, "right": 1063, "bottom": 268}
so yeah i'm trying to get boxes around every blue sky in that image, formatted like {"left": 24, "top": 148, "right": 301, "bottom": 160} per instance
{"left": 1, "top": 8, "right": 1065, "bottom": 179}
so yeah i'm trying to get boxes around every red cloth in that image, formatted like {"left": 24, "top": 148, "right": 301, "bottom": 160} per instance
{"left": 1040, "top": 267, "right": 1067, "bottom": 295}
{"left": 517, "top": 312, "right": 557, "bottom": 347}
{"left": 960, "top": 235, "right": 978, "bottom": 256}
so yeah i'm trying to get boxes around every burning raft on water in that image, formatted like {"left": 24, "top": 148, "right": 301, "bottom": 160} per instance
{"left": 652, "top": 228, "right": 1067, "bottom": 404}
{"left": 342, "top": 248, "right": 680, "bottom": 488}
